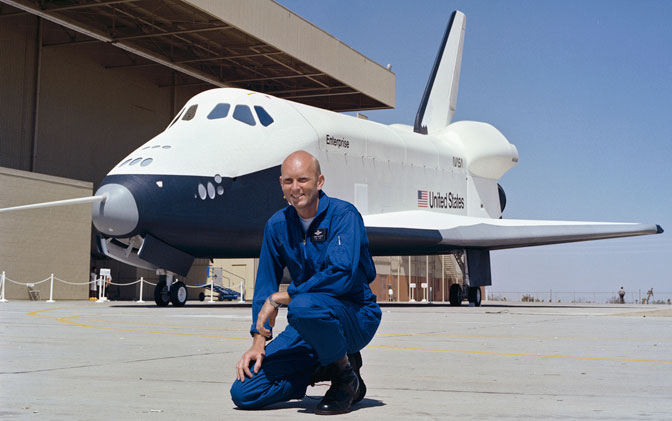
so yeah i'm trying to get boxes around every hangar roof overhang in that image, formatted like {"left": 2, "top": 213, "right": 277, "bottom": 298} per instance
{"left": 0, "top": 0, "right": 395, "bottom": 112}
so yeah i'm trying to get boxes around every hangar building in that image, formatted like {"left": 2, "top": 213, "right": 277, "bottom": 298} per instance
{"left": 0, "top": 0, "right": 462, "bottom": 302}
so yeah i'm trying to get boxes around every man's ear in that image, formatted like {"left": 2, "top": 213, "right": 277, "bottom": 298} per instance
{"left": 317, "top": 174, "right": 325, "bottom": 190}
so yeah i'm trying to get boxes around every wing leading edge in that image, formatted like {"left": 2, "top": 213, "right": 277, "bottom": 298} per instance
{"left": 363, "top": 211, "right": 663, "bottom": 256}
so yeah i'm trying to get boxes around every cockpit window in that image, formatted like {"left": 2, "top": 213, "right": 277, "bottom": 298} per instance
{"left": 168, "top": 107, "right": 185, "bottom": 128}
{"left": 182, "top": 104, "right": 198, "bottom": 121}
{"left": 254, "top": 106, "right": 274, "bottom": 127}
{"left": 207, "top": 103, "right": 231, "bottom": 120}
{"left": 233, "top": 105, "right": 256, "bottom": 126}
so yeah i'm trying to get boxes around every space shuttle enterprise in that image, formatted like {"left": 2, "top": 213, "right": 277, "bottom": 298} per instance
{"left": 1, "top": 11, "right": 662, "bottom": 307}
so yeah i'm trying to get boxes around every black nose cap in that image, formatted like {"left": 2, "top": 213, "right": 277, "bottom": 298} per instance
{"left": 92, "top": 183, "right": 139, "bottom": 236}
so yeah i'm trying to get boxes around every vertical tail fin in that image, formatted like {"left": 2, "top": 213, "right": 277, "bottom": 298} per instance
{"left": 414, "top": 11, "right": 466, "bottom": 135}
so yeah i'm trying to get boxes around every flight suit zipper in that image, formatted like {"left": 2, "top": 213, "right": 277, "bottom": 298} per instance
{"left": 302, "top": 232, "right": 307, "bottom": 259}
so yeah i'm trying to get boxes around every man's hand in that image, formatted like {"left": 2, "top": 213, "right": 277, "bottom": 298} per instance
{"left": 256, "top": 298, "right": 279, "bottom": 338}
{"left": 236, "top": 292, "right": 291, "bottom": 382}
{"left": 236, "top": 334, "right": 266, "bottom": 382}
{"left": 256, "top": 292, "right": 291, "bottom": 338}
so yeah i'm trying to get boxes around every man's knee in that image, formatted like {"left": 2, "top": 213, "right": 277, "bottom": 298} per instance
{"left": 230, "top": 379, "right": 263, "bottom": 410}
{"left": 287, "top": 293, "right": 330, "bottom": 320}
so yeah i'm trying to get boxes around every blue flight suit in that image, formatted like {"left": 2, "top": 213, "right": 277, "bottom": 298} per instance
{"left": 230, "top": 191, "right": 382, "bottom": 409}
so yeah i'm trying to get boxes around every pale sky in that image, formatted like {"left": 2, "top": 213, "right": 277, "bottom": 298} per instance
{"left": 278, "top": 0, "right": 672, "bottom": 297}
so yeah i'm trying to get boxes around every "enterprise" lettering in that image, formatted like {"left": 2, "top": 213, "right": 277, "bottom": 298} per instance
{"left": 326, "top": 134, "right": 350, "bottom": 149}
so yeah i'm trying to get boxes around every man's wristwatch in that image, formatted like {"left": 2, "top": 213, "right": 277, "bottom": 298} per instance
{"left": 268, "top": 296, "right": 282, "bottom": 309}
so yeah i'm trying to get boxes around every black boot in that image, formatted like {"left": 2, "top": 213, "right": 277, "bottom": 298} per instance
{"left": 315, "top": 359, "right": 359, "bottom": 415}
{"left": 310, "top": 352, "right": 367, "bottom": 404}
{"left": 347, "top": 352, "right": 366, "bottom": 404}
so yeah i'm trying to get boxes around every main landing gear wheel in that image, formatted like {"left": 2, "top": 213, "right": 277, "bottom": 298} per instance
{"left": 154, "top": 280, "right": 170, "bottom": 307}
{"left": 449, "top": 284, "right": 462, "bottom": 306}
{"left": 170, "top": 281, "right": 187, "bottom": 307}
{"left": 198, "top": 292, "right": 206, "bottom": 302}
{"left": 468, "top": 287, "right": 482, "bottom": 307}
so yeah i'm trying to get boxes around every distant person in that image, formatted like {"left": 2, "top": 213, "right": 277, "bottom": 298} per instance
{"left": 646, "top": 288, "right": 654, "bottom": 304}
{"left": 89, "top": 267, "right": 98, "bottom": 300}
{"left": 231, "top": 151, "right": 381, "bottom": 415}
{"left": 618, "top": 286, "right": 625, "bottom": 304}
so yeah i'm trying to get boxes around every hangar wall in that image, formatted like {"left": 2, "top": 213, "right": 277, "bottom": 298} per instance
{"left": 200, "top": 255, "right": 464, "bottom": 304}
{"left": 0, "top": 15, "right": 199, "bottom": 184}
{"left": 0, "top": 167, "right": 92, "bottom": 300}
{"left": 1, "top": 15, "right": 204, "bottom": 299}
{"left": 1, "top": 14, "right": 38, "bottom": 172}
{"left": 370, "top": 255, "right": 463, "bottom": 302}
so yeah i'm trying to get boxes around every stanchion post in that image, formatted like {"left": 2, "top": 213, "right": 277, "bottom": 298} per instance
{"left": 96, "top": 276, "right": 107, "bottom": 303}
{"left": 47, "top": 273, "right": 55, "bottom": 303}
{"left": 0, "top": 271, "right": 7, "bottom": 303}
{"left": 209, "top": 280, "right": 214, "bottom": 303}
{"left": 239, "top": 281, "right": 244, "bottom": 303}
{"left": 137, "top": 277, "right": 145, "bottom": 303}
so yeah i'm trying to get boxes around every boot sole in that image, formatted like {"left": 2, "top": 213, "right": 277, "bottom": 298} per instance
{"left": 315, "top": 407, "right": 352, "bottom": 415}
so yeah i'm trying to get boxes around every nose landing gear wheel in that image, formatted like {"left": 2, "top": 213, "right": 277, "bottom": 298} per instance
{"left": 449, "top": 284, "right": 462, "bottom": 306}
{"left": 154, "top": 280, "right": 170, "bottom": 307}
{"left": 170, "top": 281, "right": 187, "bottom": 306}
{"left": 468, "top": 287, "right": 482, "bottom": 307}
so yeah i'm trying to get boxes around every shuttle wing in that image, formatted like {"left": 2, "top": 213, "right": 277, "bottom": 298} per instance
{"left": 363, "top": 211, "right": 663, "bottom": 255}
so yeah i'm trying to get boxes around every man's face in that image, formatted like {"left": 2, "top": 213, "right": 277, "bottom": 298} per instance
{"left": 279, "top": 155, "right": 324, "bottom": 218}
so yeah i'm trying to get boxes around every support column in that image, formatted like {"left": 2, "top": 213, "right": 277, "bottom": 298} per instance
{"left": 396, "top": 256, "right": 400, "bottom": 302}
{"left": 30, "top": 16, "right": 42, "bottom": 172}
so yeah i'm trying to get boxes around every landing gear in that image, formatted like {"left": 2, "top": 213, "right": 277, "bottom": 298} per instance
{"left": 449, "top": 284, "right": 462, "bottom": 306}
{"left": 170, "top": 281, "right": 187, "bottom": 306}
{"left": 153, "top": 271, "right": 187, "bottom": 306}
{"left": 468, "top": 287, "right": 482, "bottom": 307}
{"left": 447, "top": 250, "right": 487, "bottom": 307}
{"left": 154, "top": 278, "right": 170, "bottom": 307}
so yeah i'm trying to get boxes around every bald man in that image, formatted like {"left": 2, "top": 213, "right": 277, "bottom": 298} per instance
{"left": 231, "top": 151, "right": 381, "bottom": 415}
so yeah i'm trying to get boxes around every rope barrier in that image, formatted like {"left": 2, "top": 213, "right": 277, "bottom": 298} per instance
{"left": 0, "top": 271, "right": 245, "bottom": 303}
{"left": 53, "top": 276, "right": 94, "bottom": 286}
{"left": 107, "top": 279, "right": 142, "bottom": 286}
{"left": 5, "top": 277, "right": 51, "bottom": 285}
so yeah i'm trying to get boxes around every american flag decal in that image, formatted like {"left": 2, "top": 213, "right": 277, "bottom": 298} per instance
{"left": 417, "top": 190, "right": 428, "bottom": 207}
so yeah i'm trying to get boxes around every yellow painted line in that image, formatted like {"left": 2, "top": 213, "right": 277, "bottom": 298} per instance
{"left": 379, "top": 332, "right": 672, "bottom": 342}
{"left": 65, "top": 315, "right": 249, "bottom": 332}
{"left": 54, "top": 315, "right": 249, "bottom": 340}
{"left": 27, "top": 307, "right": 249, "bottom": 341}
{"left": 370, "top": 344, "right": 672, "bottom": 364}
{"left": 27, "top": 307, "right": 72, "bottom": 318}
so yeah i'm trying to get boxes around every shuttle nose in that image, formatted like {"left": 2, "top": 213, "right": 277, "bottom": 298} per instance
{"left": 92, "top": 183, "right": 139, "bottom": 236}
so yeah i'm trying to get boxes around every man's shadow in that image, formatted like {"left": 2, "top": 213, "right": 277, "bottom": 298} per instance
{"left": 261, "top": 396, "right": 386, "bottom": 413}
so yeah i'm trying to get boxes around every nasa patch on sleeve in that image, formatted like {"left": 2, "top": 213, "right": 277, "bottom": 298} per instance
{"left": 311, "top": 228, "right": 328, "bottom": 242}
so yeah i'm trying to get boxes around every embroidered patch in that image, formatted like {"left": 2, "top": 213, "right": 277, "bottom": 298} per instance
{"left": 311, "top": 228, "right": 328, "bottom": 242}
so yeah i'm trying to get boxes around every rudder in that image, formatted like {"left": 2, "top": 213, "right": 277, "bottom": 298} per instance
{"left": 414, "top": 11, "right": 466, "bottom": 135}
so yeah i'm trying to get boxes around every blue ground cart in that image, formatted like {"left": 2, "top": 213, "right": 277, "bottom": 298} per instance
{"left": 197, "top": 267, "right": 242, "bottom": 301}
{"left": 196, "top": 283, "right": 240, "bottom": 301}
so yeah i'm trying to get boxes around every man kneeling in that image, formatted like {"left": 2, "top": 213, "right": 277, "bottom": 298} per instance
{"left": 231, "top": 151, "right": 381, "bottom": 415}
